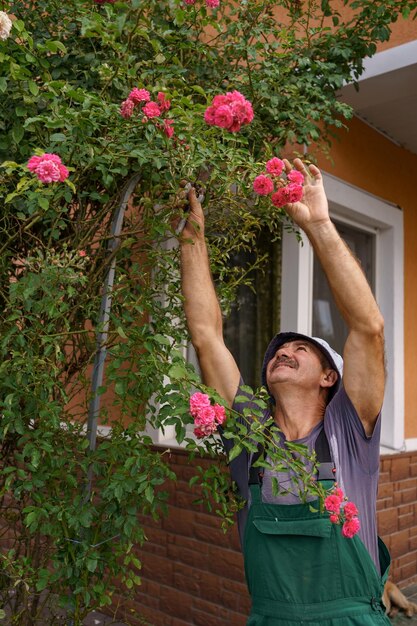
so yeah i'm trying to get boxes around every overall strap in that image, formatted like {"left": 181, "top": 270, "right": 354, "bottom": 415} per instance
{"left": 248, "top": 425, "right": 336, "bottom": 486}
{"left": 315, "top": 427, "right": 336, "bottom": 482}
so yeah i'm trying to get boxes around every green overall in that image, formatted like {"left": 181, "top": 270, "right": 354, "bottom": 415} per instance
{"left": 244, "top": 436, "right": 390, "bottom": 625}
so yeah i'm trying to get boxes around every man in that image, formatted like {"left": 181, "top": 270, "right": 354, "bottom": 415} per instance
{"left": 180, "top": 158, "right": 390, "bottom": 624}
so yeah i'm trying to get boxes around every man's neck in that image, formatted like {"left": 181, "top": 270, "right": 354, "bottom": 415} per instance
{"left": 272, "top": 391, "right": 326, "bottom": 441}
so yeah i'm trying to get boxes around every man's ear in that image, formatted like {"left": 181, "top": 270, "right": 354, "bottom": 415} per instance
{"left": 321, "top": 369, "right": 338, "bottom": 389}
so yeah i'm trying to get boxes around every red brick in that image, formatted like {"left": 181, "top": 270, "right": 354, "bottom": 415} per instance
{"left": 162, "top": 507, "right": 196, "bottom": 535}
{"left": 390, "top": 456, "right": 411, "bottom": 481}
{"left": 401, "top": 486, "right": 417, "bottom": 504}
{"left": 390, "top": 529, "right": 410, "bottom": 559}
{"left": 140, "top": 552, "right": 175, "bottom": 586}
{"left": 377, "top": 507, "right": 398, "bottom": 535}
{"left": 208, "top": 545, "right": 246, "bottom": 581}
{"left": 160, "top": 585, "right": 193, "bottom": 620}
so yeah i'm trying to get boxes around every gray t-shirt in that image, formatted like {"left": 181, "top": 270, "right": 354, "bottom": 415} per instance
{"left": 223, "top": 384, "right": 381, "bottom": 572}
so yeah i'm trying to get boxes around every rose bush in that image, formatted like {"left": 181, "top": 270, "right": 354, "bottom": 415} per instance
{"left": 0, "top": 0, "right": 415, "bottom": 622}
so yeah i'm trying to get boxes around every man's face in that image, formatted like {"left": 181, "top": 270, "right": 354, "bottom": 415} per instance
{"left": 266, "top": 340, "right": 331, "bottom": 394}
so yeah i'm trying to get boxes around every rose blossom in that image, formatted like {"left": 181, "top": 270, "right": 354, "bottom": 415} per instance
{"left": 343, "top": 502, "right": 358, "bottom": 520}
{"left": 206, "top": 0, "right": 220, "bottom": 7}
{"left": 190, "top": 392, "right": 226, "bottom": 438}
{"left": 27, "top": 153, "right": 69, "bottom": 183}
{"left": 120, "top": 99, "right": 135, "bottom": 119}
{"left": 253, "top": 174, "right": 274, "bottom": 196}
{"left": 213, "top": 105, "right": 234, "bottom": 129}
{"left": 271, "top": 183, "right": 303, "bottom": 207}
{"left": 266, "top": 157, "right": 284, "bottom": 177}
{"left": 329, "top": 514, "right": 339, "bottom": 524}
{"left": 204, "top": 106, "right": 217, "bottom": 125}
{"left": 0, "top": 11, "right": 13, "bottom": 41}
{"left": 213, "top": 403, "right": 226, "bottom": 425}
{"left": 36, "top": 160, "right": 61, "bottom": 183}
{"left": 163, "top": 119, "right": 175, "bottom": 139}
{"left": 142, "top": 101, "right": 161, "bottom": 118}
{"left": 286, "top": 182, "right": 304, "bottom": 203}
{"left": 128, "top": 88, "right": 151, "bottom": 103}
{"left": 204, "top": 90, "right": 253, "bottom": 132}
{"left": 271, "top": 187, "right": 291, "bottom": 207}
{"left": 157, "top": 92, "right": 171, "bottom": 112}
{"left": 287, "top": 169, "right": 304, "bottom": 185}
{"left": 190, "top": 392, "right": 211, "bottom": 417}
{"left": 324, "top": 494, "right": 342, "bottom": 514}
{"left": 342, "top": 517, "right": 360, "bottom": 538}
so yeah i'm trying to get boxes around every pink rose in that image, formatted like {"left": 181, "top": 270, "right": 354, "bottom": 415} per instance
{"left": 333, "top": 487, "right": 344, "bottom": 499}
{"left": 213, "top": 403, "right": 226, "bottom": 425}
{"left": 190, "top": 392, "right": 211, "bottom": 417}
{"left": 213, "top": 105, "right": 234, "bottom": 129}
{"left": 271, "top": 187, "right": 290, "bottom": 207}
{"left": 204, "top": 91, "right": 254, "bottom": 132}
{"left": 286, "top": 182, "right": 303, "bottom": 203}
{"left": 342, "top": 517, "right": 360, "bottom": 538}
{"left": 27, "top": 153, "right": 69, "bottom": 184}
{"left": 329, "top": 514, "right": 339, "bottom": 524}
{"left": 266, "top": 157, "right": 284, "bottom": 177}
{"left": 287, "top": 169, "right": 304, "bottom": 185}
{"left": 163, "top": 119, "right": 175, "bottom": 139}
{"left": 157, "top": 92, "right": 171, "bottom": 112}
{"left": 142, "top": 101, "right": 161, "bottom": 118}
{"left": 343, "top": 502, "right": 358, "bottom": 520}
{"left": 230, "top": 101, "right": 251, "bottom": 125}
{"left": 36, "top": 160, "right": 61, "bottom": 183}
{"left": 324, "top": 494, "right": 342, "bottom": 514}
{"left": 142, "top": 101, "right": 162, "bottom": 119}
{"left": 27, "top": 155, "right": 43, "bottom": 172}
{"left": 120, "top": 99, "right": 135, "bottom": 119}
{"left": 206, "top": 0, "right": 219, "bottom": 7}
{"left": 57, "top": 163, "right": 69, "bottom": 182}
{"left": 242, "top": 101, "right": 254, "bottom": 124}
{"left": 253, "top": 174, "right": 274, "bottom": 196}
{"left": 204, "top": 106, "right": 217, "bottom": 125}
{"left": 184, "top": 0, "right": 196, "bottom": 4}
{"left": 128, "top": 88, "right": 151, "bottom": 103}
{"left": 212, "top": 95, "right": 229, "bottom": 108}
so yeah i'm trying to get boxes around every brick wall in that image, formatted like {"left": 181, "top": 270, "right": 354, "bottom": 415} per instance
{"left": 378, "top": 451, "right": 417, "bottom": 586}
{"left": 113, "top": 448, "right": 417, "bottom": 626}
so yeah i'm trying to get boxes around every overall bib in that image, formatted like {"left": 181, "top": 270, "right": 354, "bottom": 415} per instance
{"left": 243, "top": 431, "right": 390, "bottom": 625}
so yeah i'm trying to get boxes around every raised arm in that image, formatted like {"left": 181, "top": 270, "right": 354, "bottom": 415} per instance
{"left": 179, "top": 187, "right": 240, "bottom": 407}
{"left": 284, "top": 159, "right": 385, "bottom": 435}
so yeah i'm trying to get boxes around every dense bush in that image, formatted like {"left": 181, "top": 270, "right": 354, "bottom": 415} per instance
{"left": 0, "top": 0, "right": 415, "bottom": 622}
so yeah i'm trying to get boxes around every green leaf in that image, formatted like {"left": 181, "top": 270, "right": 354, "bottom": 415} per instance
{"left": 38, "top": 197, "right": 49, "bottom": 210}
{"left": 28, "top": 81, "right": 39, "bottom": 96}
{"left": 228, "top": 443, "right": 243, "bottom": 462}
{"left": 167, "top": 363, "right": 188, "bottom": 380}
{"left": 12, "top": 124, "right": 24, "bottom": 144}
{"left": 86, "top": 558, "right": 98, "bottom": 573}
{"left": 0, "top": 77, "right": 7, "bottom": 93}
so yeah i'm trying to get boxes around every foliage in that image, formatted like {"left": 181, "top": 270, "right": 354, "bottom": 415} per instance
{"left": 0, "top": 0, "right": 415, "bottom": 622}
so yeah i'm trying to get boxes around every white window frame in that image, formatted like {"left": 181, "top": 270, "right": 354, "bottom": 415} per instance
{"left": 281, "top": 172, "right": 404, "bottom": 451}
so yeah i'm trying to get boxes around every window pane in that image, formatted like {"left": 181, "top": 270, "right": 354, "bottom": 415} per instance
{"left": 312, "top": 221, "right": 375, "bottom": 356}
{"left": 223, "top": 232, "right": 282, "bottom": 389}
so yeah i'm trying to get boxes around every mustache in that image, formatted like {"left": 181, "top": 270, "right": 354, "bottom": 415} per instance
{"left": 271, "top": 356, "right": 298, "bottom": 370}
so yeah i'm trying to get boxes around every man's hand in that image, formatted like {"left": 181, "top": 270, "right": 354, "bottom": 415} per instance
{"left": 283, "top": 158, "right": 330, "bottom": 232}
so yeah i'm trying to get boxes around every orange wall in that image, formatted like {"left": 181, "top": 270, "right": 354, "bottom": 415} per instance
{"left": 318, "top": 117, "right": 417, "bottom": 438}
